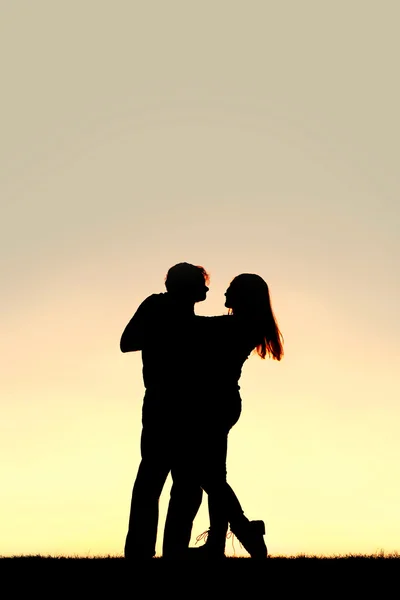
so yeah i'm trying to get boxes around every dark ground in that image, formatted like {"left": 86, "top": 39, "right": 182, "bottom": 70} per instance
{"left": 1, "top": 553, "right": 398, "bottom": 594}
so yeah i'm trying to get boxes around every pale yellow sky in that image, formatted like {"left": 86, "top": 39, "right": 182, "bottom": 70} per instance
{"left": 1, "top": 1, "right": 399, "bottom": 557}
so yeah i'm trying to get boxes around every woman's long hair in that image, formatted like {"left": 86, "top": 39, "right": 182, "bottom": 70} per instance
{"left": 227, "top": 274, "right": 284, "bottom": 360}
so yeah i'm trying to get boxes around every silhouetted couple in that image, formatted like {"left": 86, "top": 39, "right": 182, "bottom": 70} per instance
{"left": 120, "top": 263, "right": 284, "bottom": 559}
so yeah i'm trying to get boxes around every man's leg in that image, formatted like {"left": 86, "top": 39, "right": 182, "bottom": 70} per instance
{"left": 162, "top": 468, "right": 203, "bottom": 558}
{"left": 162, "top": 401, "right": 204, "bottom": 557}
{"left": 125, "top": 423, "right": 170, "bottom": 559}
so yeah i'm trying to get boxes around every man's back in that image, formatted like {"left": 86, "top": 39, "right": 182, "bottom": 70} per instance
{"left": 121, "top": 292, "right": 197, "bottom": 424}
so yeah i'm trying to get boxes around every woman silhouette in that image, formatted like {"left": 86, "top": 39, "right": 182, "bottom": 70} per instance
{"left": 163, "top": 273, "right": 284, "bottom": 559}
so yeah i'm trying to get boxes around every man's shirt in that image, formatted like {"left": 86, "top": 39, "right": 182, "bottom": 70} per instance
{"left": 120, "top": 293, "right": 196, "bottom": 392}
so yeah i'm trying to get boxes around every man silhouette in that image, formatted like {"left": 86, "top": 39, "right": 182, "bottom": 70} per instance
{"left": 121, "top": 262, "right": 209, "bottom": 559}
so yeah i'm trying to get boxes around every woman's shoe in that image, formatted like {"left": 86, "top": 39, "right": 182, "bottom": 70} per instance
{"left": 230, "top": 519, "right": 268, "bottom": 559}
{"left": 186, "top": 529, "right": 226, "bottom": 560}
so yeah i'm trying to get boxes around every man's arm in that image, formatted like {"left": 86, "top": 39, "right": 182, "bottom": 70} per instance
{"left": 120, "top": 294, "right": 161, "bottom": 352}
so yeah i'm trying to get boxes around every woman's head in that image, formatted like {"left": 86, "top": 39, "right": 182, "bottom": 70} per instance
{"left": 225, "top": 273, "right": 284, "bottom": 361}
{"left": 225, "top": 273, "right": 271, "bottom": 313}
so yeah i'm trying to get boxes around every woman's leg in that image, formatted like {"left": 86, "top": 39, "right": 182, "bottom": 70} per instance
{"left": 198, "top": 427, "right": 267, "bottom": 559}
{"left": 192, "top": 427, "right": 233, "bottom": 556}
{"left": 201, "top": 395, "right": 243, "bottom": 550}
{"left": 203, "top": 477, "right": 267, "bottom": 559}
{"left": 201, "top": 400, "right": 244, "bottom": 553}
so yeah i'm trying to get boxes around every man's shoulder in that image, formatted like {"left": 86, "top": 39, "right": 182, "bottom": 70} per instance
{"left": 148, "top": 293, "right": 167, "bottom": 302}
{"left": 138, "top": 293, "right": 167, "bottom": 309}
{"left": 129, "top": 294, "right": 168, "bottom": 323}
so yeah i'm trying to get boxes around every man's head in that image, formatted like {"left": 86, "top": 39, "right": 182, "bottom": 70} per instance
{"left": 165, "top": 262, "right": 210, "bottom": 303}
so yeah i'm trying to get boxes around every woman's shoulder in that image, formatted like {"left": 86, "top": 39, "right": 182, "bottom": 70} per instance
{"left": 195, "top": 314, "right": 231, "bottom": 329}
{"left": 196, "top": 315, "right": 252, "bottom": 341}
{"left": 193, "top": 316, "right": 230, "bottom": 341}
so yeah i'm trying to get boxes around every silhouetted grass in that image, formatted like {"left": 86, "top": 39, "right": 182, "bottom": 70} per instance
{"left": 2, "top": 550, "right": 399, "bottom": 561}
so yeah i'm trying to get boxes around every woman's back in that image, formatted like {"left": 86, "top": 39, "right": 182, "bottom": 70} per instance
{"left": 190, "top": 315, "right": 258, "bottom": 429}
{"left": 196, "top": 315, "right": 256, "bottom": 386}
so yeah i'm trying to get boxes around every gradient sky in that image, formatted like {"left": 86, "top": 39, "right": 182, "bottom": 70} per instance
{"left": 1, "top": 1, "right": 399, "bottom": 557}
